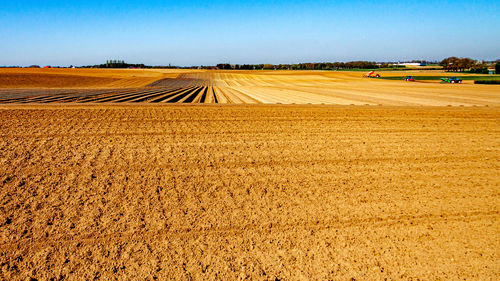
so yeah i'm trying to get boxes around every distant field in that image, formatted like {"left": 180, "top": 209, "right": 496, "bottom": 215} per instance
{"left": 380, "top": 75, "right": 500, "bottom": 81}
{"left": 1, "top": 69, "right": 499, "bottom": 106}
{"left": 0, "top": 73, "right": 120, "bottom": 88}
{"left": 0, "top": 68, "right": 192, "bottom": 88}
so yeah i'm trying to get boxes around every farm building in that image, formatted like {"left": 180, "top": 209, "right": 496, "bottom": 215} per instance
{"left": 394, "top": 62, "right": 427, "bottom": 67}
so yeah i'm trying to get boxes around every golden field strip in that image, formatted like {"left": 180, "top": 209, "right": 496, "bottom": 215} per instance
{"left": 0, "top": 69, "right": 499, "bottom": 279}
{"left": 0, "top": 68, "right": 499, "bottom": 106}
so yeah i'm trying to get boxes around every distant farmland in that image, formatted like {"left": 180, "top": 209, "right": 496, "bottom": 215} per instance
{"left": 380, "top": 75, "right": 500, "bottom": 81}
{"left": 0, "top": 68, "right": 499, "bottom": 106}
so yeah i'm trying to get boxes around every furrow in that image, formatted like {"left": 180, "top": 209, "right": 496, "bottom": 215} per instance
{"left": 179, "top": 87, "right": 203, "bottom": 103}
{"left": 161, "top": 87, "right": 198, "bottom": 103}
{"left": 149, "top": 87, "right": 196, "bottom": 103}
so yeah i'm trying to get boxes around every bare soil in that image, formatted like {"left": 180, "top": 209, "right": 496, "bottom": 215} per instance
{"left": 0, "top": 105, "right": 498, "bottom": 280}
{"left": 0, "top": 73, "right": 120, "bottom": 89}
{"left": 0, "top": 68, "right": 188, "bottom": 89}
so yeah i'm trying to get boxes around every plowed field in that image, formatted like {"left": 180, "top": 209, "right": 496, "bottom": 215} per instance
{"left": 0, "top": 105, "right": 498, "bottom": 280}
{"left": 0, "top": 68, "right": 193, "bottom": 89}
{"left": 1, "top": 69, "right": 499, "bottom": 106}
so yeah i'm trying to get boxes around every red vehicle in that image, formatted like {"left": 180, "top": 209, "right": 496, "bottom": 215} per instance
{"left": 405, "top": 76, "right": 415, "bottom": 81}
{"left": 363, "top": 71, "right": 380, "bottom": 78}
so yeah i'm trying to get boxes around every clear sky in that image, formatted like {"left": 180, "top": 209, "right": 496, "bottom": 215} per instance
{"left": 1, "top": 0, "right": 498, "bottom": 66}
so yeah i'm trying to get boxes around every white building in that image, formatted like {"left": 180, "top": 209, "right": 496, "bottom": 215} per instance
{"left": 394, "top": 62, "right": 427, "bottom": 66}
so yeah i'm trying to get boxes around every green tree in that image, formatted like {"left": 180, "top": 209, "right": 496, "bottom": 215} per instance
{"left": 440, "top": 57, "right": 477, "bottom": 72}
{"left": 440, "top": 57, "right": 459, "bottom": 71}
{"left": 496, "top": 62, "right": 500, "bottom": 74}
{"left": 457, "top": 58, "right": 475, "bottom": 72}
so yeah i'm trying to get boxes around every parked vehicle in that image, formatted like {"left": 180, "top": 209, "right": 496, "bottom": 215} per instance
{"left": 363, "top": 71, "right": 381, "bottom": 78}
{"left": 441, "top": 77, "right": 462, "bottom": 83}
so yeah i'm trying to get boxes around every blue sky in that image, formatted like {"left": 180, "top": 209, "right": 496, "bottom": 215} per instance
{"left": 0, "top": 0, "right": 498, "bottom": 66}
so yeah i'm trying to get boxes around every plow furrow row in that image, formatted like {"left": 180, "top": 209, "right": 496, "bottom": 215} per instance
{"left": 0, "top": 86, "right": 265, "bottom": 104}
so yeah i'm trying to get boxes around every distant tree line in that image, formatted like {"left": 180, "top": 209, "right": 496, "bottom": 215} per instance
{"left": 80, "top": 60, "right": 179, "bottom": 69}
{"left": 79, "top": 58, "right": 499, "bottom": 72}
{"left": 439, "top": 57, "right": 492, "bottom": 73}
{"left": 211, "top": 62, "right": 409, "bottom": 71}
{"left": 5, "top": 58, "right": 499, "bottom": 73}
{"left": 99, "top": 60, "right": 146, "bottom": 69}
{"left": 105, "top": 60, "right": 126, "bottom": 68}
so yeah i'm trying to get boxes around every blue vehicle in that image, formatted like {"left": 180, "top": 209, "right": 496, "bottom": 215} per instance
{"left": 441, "top": 77, "right": 462, "bottom": 83}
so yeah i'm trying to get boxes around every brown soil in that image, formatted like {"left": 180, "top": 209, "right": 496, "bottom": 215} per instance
{"left": 0, "top": 68, "right": 188, "bottom": 89}
{"left": 0, "top": 105, "right": 498, "bottom": 280}
{"left": 0, "top": 73, "right": 120, "bottom": 88}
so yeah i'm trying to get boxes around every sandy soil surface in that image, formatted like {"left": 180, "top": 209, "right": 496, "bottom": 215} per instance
{"left": 0, "top": 105, "right": 498, "bottom": 279}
